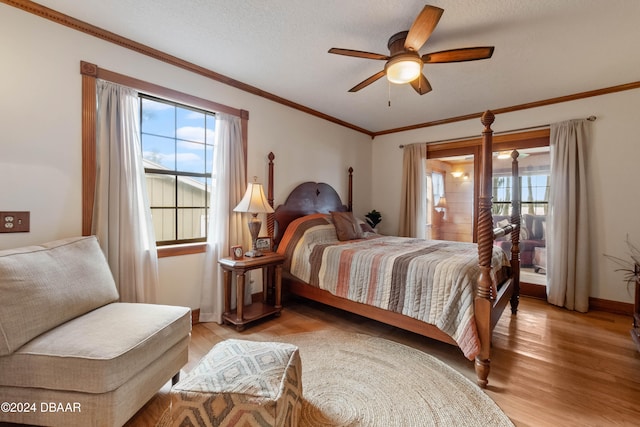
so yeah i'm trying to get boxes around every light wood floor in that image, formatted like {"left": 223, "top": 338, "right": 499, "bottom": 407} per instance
{"left": 126, "top": 296, "right": 640, "bottom": 427}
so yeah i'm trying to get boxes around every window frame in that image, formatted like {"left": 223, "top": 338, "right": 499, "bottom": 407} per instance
{"left": 140, "top": 94, "right": 216, "bottom": 246}
{"left": 81, "top": 61, "right": 248, "bottom": 257}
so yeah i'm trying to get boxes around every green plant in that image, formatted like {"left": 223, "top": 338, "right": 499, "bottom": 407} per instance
{"left": 604, "top": 235, "right": 640, "bottom": 293}
{"left": 365, "top": 210, "right": 382, "bottom": 229}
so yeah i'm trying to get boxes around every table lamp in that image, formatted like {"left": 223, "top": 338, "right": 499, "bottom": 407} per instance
{"left": 435, "top": 196, "right": 447, "bottom": 222}
{"left": 233, "top": 178, "right": 274, "bottom": 257}
{"left": 435, "top": 196, "right": 447, "bottom": 212}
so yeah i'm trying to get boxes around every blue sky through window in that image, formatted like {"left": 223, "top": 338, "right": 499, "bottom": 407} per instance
{"left": 141, "top": 97, "right": 215, "bottom": 177}
{"left": 140, "top": 95, "right": 217, "bottom": 244}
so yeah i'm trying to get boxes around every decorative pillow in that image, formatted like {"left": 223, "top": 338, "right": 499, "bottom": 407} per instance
{"left": 359, "top": 221, "right": 375, "bottom": 234}
{"left": 533, "top": 217, "right": 544, "bottom": 240}
{"left": 330, "top": 211, "right": 364, "bottom": 241}
{"left": 496, "top": 219, "right": 510, "bottom": 228}
{"left": 0, "top": 236, "right": 119, "bottom": 355}
{"left": 522, "top": 214, "right": 544, "bottom": 240}
{"left": 520, "top": 222, "right": 529, "bottom": 240}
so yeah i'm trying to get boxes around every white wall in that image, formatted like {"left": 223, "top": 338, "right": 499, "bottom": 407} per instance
{"left": 372, "top": 89, "right": 640, "bottom": 304}
{"left": 0, "top": 5, "right": 372, "bottom": 309}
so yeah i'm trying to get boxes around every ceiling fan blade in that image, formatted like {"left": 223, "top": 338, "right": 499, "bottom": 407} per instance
{"left": 422, "top": 46, "right": 495, "bottom": 63}
{"left": 404, "top": 5, "right": 444, "bottom": 52}
{"left": 328, "top": 48, "right": 389, "bottom": 60}
{"left": 410, "top": 73, "right": 432, "bottom": 95}
{"left": 348, "top": 70, "right": 386, "bottom": 92}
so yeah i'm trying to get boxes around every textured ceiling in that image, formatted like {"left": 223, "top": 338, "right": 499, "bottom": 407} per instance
{"left": 33, "top": 0, "right": 640, "bottom": 133}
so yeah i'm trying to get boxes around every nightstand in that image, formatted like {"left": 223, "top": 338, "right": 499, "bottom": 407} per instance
{"left": 218, "top": 252, "right": 285, "bottom": 331}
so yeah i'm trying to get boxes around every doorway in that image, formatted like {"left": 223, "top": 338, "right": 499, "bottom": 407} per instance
{"left": 426, "top": 155, "right": 475, "bottom": 242}
{"left": 492, "top": 147, "right": 550, "bottom": 286}
{"left": 425, "top": 129, "right": 551, "bottom": 288}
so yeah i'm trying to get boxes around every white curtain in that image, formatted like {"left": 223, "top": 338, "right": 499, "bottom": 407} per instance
{"left": 432, "top": 171, "right": 445, "bottom": 206}
{"left": 199, "top": 113, "right": 247, "bottom": 323}
{"left": 399, "top": 143, "right": 427, "bottom": 238}
{"left": 93, "top": 80, "right": 159, "bottom": 303}
{"left": 546, "top": 119, "right": 590, "bottom": 312}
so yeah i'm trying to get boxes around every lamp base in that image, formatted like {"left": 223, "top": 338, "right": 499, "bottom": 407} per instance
{"left": 244, "top": 215, "right": 264, "bottom": 257}
{"left": 244, "top": 249, "right": 264, "bottom": 257}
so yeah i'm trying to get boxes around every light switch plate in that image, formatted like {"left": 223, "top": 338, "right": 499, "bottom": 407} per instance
{"left": 0, "top": 211, "right": 30, "bottom": 233}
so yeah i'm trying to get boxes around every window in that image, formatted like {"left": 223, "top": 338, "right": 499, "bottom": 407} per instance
{"left": 492, "top": 174, "right": 549, "bottom": 215}
{"left": 140, "top": 95, "right": 216, "bottom": 245}
{"left": 431, "top": 171, "right": 445, "bottom": 207}
{"left": 492, "top": 147, "right": 550, "bottom": 216}
{"left": 81, "top": 62, "right": 248, "bottom": 257}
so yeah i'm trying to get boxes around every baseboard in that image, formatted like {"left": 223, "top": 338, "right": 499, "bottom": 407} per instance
{"left": 589, "top": 297, "right": 633, "bottom": 316}
{"left": 520, "top": 281, "right": 548, "bottom": 300}
{"left": 191, "top": 308, "right": 200, "bottom": 325}
{"left": 520, "top": 281, "right": 633, "bottom": 316}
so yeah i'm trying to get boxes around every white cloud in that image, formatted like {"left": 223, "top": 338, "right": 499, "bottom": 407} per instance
{"left": 177, "top": 126, "right": 214, "bottom": 143}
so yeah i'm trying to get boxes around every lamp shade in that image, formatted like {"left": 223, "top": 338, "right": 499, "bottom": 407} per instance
{"left": 435, "top": 197, "right": 448, "bottom": 209}
{"left": 233, "top": 182, "right": 274, "bottom": 214}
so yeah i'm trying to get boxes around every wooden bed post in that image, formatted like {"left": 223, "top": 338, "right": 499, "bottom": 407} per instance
{"left": 510, "top": 150, "right": 521, "bottom": 314}
{"left": 475, "top": 110, "right": 495, "bottom": 388}
{"left": 347, "top": 167, "right": 353, "bottom": 212}
{"left": 267, "top": 152, "right": 275, "bottom": 239}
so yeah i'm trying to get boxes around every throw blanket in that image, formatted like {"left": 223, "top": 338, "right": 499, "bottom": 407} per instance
{"left": 277, "top": 214, "right": 510, "bottom": 360}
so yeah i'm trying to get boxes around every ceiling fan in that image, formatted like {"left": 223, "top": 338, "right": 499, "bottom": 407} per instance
{"left": 329, "top": 5, "right": 494, "bottom": 95}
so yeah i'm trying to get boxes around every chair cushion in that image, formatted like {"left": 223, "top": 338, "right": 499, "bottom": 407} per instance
{"left": 0, "top": 302, "right": 191, "bottom": 393}
{"left": 0, "top": 236, "right": 119, "bottom": 356}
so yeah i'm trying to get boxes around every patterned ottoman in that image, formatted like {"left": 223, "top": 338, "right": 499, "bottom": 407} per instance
{"left": 171, "top": 339, "right": 302, "bottom": 427}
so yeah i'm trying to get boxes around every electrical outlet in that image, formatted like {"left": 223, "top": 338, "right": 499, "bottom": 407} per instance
{"left": 0, "top": 211, "right": 30, "bottom": 233}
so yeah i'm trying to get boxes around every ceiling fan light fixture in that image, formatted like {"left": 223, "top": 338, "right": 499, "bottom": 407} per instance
{"left": 385, "top": 55, "right": 422, "bottom": 84}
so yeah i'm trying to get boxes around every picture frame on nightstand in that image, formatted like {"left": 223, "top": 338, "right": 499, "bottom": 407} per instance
{"left": 255, "top": 236, "right": 273, "bottom": 252}
{"left": 231, "top": 245, "right": 243, "bottom": 260}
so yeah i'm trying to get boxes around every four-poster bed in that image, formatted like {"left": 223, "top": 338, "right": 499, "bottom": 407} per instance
{"left": 265, "top": 111, "right": 521, "bottom": 387}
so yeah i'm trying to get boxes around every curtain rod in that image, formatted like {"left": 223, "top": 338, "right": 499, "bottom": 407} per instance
{"left": 398, "top": 115, "right": 597, "bottom": 148}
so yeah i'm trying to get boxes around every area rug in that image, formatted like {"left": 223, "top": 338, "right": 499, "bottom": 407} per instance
{"left": 157, "top": 330, "right": 513, "bottom": 427}
{"left": 282, "top": 331, "right": 512, "bottom": 427}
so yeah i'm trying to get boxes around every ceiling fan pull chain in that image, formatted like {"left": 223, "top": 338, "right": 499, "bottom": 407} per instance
{"left": 388, "top": 80, "right": 391, "bottom": 107}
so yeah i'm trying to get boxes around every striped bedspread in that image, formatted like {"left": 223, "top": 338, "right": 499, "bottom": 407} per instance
{"left": 277, "top": 213, "right": 511, "bottom": 360}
